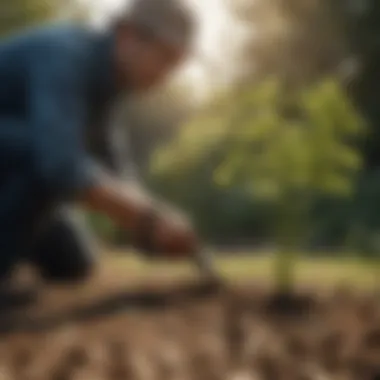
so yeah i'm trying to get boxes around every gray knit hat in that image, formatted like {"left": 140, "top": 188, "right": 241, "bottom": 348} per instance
{"left": 126, "top": 0, "right": 197, "bottom": 50}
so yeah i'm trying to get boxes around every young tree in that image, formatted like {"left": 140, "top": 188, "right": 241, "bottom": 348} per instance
{"left": 215, "top": 79, "right": 365, "bottom": 290}
{"left": 153, "top": 78, "right": 365, "bottom": 291}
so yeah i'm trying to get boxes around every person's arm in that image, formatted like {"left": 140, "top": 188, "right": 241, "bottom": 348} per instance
{"left": 107, "top": 104, "right": 139, "bottom": 180}
{"left": 82, "top": 172, "right": 153, "bottom": 233}
{"left": 82, "top": 173, "right": 198, "bottom": 256}
{"left": 89, "top": 101, "right": 138, "bottom": 180}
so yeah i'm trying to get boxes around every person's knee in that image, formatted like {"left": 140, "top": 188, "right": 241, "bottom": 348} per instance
{"left": 30, "top": 208, "right": 98, "bottom": 284}
{"left": 38, "top": 250, "right": 95, "bottom": 284}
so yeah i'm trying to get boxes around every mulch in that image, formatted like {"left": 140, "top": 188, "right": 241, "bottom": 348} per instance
{"left": 0, "top": 272, "right": 379, "bottom": 380}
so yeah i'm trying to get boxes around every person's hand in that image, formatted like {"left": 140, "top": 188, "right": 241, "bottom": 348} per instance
{"left": 81, "top": 176, "right": 199, "bottom": 259}
{"left": 134, "top": 204, "right": 199, "bottom": 259}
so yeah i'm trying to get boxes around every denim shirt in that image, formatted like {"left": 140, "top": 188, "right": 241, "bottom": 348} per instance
{"left": 0, "top": 24, "right": 125, "bottom": 200}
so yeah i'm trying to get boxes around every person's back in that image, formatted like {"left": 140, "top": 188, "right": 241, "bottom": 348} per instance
{"left": 0, "top": 26, "right": 85, "bottom": 113}
{"left": 0, "top": 24, "right": 123, "bottom": 172}
{"left": 0, "top": 31, "right": 30, "bottom": 115}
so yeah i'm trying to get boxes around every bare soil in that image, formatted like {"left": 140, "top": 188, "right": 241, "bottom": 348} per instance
{"left": 0, "top": 270, "right": 379, "bottom": 380}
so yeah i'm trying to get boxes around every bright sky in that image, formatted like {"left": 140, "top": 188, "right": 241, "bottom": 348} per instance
{"left": 84, "top": 0, "right": 243, "bottom": 100}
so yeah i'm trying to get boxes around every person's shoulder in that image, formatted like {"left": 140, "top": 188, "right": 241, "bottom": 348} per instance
{"left": 29, "top": 23, "right": 96, "bottom": 56}
{"left": 0, "top": 23, "right": 96, "bottom": 61}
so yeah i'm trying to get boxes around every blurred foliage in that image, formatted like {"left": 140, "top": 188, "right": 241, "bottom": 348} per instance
{"left": 151, "top": 77, "right": 365, "bottom": 288}
{"left": 86, "top": 212, "right": 118, "bottom": 243}
{"left": 214, "top": 79, "right": 364, "bottom": 198}
{"left": 0, "top": 0, "right": 59, "bottom": 36}
{"left": 331, "top": 0, "right": 380, "bottom": 169}
{"left": 0, "top": 0, "right": 89, "bottom": 37}
{"left": 143, "top": 0, "right": 380, "bottom": 258}
{"left": 125, "top": 84, "right": 195, "bottom": 173}
{"left": 226, "top": 0, "right": 348, "bottom": 88}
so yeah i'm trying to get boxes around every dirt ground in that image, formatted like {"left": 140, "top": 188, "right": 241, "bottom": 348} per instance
{"left": 0, "top": 270, "right": 379, "bottom": 380}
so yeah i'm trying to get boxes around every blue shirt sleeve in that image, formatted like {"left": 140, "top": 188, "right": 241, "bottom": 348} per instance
{"left": 28, "top": 39, "right": 101, "bottom": 200}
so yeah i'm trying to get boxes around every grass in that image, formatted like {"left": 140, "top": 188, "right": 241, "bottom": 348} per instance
{"left": 104, "top": 250, "right": 380, "bottom": 290}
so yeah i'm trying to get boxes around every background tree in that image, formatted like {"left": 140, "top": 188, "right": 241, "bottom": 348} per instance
{"left": 0, "top": 0, "right": 58, "bottom": 36}
{"left": 0, "top": 0, "right": 90, "bottom": 37}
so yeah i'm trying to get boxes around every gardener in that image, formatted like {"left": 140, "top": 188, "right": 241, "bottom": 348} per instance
{"left": 0, "top": 0, "right": 199, "bottom": 285}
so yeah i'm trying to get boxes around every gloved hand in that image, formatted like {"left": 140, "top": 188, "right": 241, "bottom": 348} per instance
{"left": 82, "top": 176, "right": 199, "bottom": 259}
